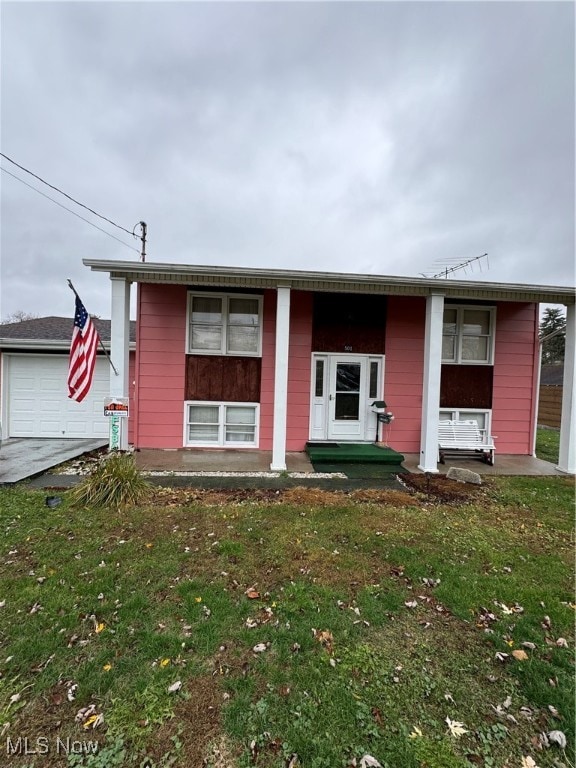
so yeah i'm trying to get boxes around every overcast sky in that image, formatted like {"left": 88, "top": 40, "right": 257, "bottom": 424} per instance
{"left": 1, "top": 1, "right": 574, "bottom": 321}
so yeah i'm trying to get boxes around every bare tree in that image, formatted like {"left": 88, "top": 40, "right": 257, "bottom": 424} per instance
{"left": 0, "top": 311, "right": 39, "bottom": 324}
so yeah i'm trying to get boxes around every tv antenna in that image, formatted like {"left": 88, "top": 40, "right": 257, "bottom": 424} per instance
{"left": 421, "top": 252, "right": 489, "bottom": 279}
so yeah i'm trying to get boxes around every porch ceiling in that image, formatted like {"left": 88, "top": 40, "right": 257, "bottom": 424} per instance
{"left": 83, "top": 259, "right": 575, "bottom": 305}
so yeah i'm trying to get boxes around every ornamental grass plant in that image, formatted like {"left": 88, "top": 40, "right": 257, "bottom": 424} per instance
{"left": 70, "top": 451, "right": 151, "bottom": 510}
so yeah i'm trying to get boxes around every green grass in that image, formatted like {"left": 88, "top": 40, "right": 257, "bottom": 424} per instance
{"left": 0, "top": 478, "right": 573, "bottom": 767}
{"left": 536, "top": 427, "right": 561, "bottom": 464}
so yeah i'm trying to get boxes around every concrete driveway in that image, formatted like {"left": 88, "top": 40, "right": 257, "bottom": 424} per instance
{"left": 0, "top": 437, "right": 107, "bottom": 484}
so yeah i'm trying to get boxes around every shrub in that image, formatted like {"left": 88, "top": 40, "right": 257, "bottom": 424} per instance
{"left": 70, "top": 452, "right": 151, "bottom": 510}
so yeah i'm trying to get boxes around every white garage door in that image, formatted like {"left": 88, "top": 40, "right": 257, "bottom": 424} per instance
{"left": 6, "top": 355, "right": 109, "bottom": 438}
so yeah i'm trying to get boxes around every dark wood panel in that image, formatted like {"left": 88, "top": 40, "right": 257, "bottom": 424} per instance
{"left": 312, "top": 293, "right": 386, "bottom": 354}
{"left": 186, "top": 356, "right": 261, "bottom": 402}
{"left": 440, "top": 365, "right": 493, "bottom": 408}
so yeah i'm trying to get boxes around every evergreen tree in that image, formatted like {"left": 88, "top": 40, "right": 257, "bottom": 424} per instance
{"left": 539, "top": 307, "right": 566, "bottom": 365}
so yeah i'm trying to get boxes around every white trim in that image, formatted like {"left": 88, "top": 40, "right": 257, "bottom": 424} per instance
{"left": 184, "top": 401, "right": 260, "bottom": 448}
{"left": 271, "top": 286, "right": 291, "bottom": 470}
{"left": 110, "top": 277, "right": 131, "bottom": 450}
{"left": 441, "top": 305, "right": 496, "bottom": 365}
{"left": 557, "top": 303, "right": 575, "bottom": 474}
{"left": 186, "top": 292, "right": 263, "bottom": 357}
{"left": 419, "top": 293, "right": 444, "bottom": 472}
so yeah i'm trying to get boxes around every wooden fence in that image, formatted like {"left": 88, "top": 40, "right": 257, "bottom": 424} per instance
{"left": 538, "top": 385, "right": 563, "bottom": 428}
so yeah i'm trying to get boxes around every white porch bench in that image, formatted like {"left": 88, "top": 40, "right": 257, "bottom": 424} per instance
{"left": 438, "top": 420, "right": 496, "bottom": 465}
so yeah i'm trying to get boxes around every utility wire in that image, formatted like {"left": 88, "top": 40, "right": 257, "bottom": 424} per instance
{"left": 0, "top": 152, "right": 135, "bottom": 237}
{"left": 1, "top": 166, "right": 140, "bottom": 254}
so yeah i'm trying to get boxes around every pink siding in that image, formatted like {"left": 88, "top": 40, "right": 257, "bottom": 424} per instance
{"left": 134, "top": 284, "right": 187, "bottom": 448}
{"left": 259, "top": 290, "right": 313, "bottom": 451}
{"left": 384, "top": 297, "right": 426, "bottom": 452}
{"left": 492, "top": 302, "right": 538, "bottom": 454}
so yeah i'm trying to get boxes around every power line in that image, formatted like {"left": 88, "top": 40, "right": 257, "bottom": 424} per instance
{"left": 0, "top": 152, "right": 135, "bottom": 237}
{"left": 1, "top": 166, "right": 140, "bottom": 254}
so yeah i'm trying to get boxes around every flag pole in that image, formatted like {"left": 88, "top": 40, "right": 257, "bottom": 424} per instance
{"left": 67, "top": 279, "right": 119, "bottom": 376}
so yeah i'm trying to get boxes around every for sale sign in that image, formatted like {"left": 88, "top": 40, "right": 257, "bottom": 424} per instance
{"left": 104, "top": 398, "right": 129, "bottom": 417}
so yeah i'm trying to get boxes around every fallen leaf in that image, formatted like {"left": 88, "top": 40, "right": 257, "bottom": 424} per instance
{"left": 512, "top": 649, "right": 529, "bottom": 661}
{"left": 409, "top": 726, "right": 423, "bottom": 739}
{"left": 547, "top": 704, "right": 561, "bottom": 719}
{"left": 168, "top": 680, "right": 182, "bottom": 693}
{"left": 95, "top": 622, "right": 105, "bottom": 634}
{"left": 548, "top": 730, "right": 567, "bottom": 748}
{"left": 522, "top": 641, "right": 537, "bottom": 650}
{"left": 446, "top": 717, "right": 469, "bottom": 737}
{"left": 359, "top": 755, "right": 383, "bottom": 768}
{"left": 245, "top": 588, "right": 260, "bottom": 599}
{"left": 160, "top": 658, "right": 170, "bottom": 668}
{"left": 521, "top": 758, "right": 540, "bottom": 768}
{"left": 102, "top": 663, "right": 112, "bottom": 672}
{"left": 404, "top": 600, "right": 418, "bottom": 609}
{"left": 555, "top": 637, "right": 568, "bottom": 648}
{"left": 495, "top": 652, "right": 509, "bottom": 662}
{"left": 252, "top": 643, "right": 268, "bottom": 653}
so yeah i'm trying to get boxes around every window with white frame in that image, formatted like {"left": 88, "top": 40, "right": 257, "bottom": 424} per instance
{"left": 187, "top": 293, "right": 262, "bottom": 356}
{"left": 439, "top": 409, "right": 491, "bottom": 433}
{"left": 185, "top": 402, "right": 259, "bottom": 447}
{"left": 442, "top": 306, "right": 495, "bottom": 364}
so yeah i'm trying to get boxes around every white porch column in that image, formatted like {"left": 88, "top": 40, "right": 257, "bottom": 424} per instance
{"left": 418, "top": 293, "right": 444, "bottom": 472}
{"left": 109, "top": 277, "right": 131, "bottom": 450}
{"left": 270, "top": 285, "right": 291, "bottom": 471}
{"left": 557, "top": 303, "right": 575, "bottom": 474}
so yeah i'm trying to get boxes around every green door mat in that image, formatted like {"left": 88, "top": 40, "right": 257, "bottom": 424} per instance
{"left": 306, "top": 443, "right": 405, "bottom": 465}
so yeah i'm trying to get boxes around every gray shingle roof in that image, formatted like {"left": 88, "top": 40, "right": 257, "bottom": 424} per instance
{"left": 0, "top": 316, "right": 136, "bottom": 343}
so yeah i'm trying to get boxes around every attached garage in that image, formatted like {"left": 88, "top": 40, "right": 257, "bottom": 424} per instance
{"left": 4, "top": 354, "right": 109, "bottom": 438}
{"left": 0, "top": 316, "right": 136, "bottom": 442}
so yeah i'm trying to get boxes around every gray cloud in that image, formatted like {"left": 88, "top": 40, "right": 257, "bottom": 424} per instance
{"left": 1, "top": 1, "right": 573, "bottom": 320}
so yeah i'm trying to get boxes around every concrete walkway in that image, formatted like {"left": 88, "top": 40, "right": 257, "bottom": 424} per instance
{"left": 401, "top": 453, "right": 567, "bottom": 476}
{"left": 0, "top": 438, "right": 107, "bottom": 484}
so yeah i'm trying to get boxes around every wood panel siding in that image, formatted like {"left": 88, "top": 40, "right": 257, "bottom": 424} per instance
{"left": 185, "top": 355, "right": 261, "bottom": 402}
{"left": 312, "top": 293, "right": 386, "bottom": 354}
{"left": 383, "top": 296, "right": 426, "bottom": 452}
{"left": 440, "top": 365, "right": 493, "bottom": 409}
{"left": 492, "top": 302, "right": 539, "bottom": 454}
{"left": 538, "top": 386, "right": 562, "bottom": 428}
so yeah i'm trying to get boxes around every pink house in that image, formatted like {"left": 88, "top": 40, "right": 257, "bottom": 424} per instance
{"left": 83, "top": 260, "right": 576, "bottom": 474}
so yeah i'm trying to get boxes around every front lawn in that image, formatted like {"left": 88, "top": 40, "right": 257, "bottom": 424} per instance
{"left": 0, "top": 477, "right": 573, "bottom": 768}
{"left": 535, "top": 428, "right": 560, "bottom": 465}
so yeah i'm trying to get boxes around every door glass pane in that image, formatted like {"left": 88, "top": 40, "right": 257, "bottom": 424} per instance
{"left": 335, "top": 393, "right": 360, "bottom": 420}
{"left": 369, "top": 362, "right": 379, "bottom": 399}
{"left": 336, "top": 364, "right": 361, "bottom": 392}
{"left": 335, "top": 363, "right": 360, "bottom": 420}
{"left": 315, "top": 360, "right": 324, "bottom": 397}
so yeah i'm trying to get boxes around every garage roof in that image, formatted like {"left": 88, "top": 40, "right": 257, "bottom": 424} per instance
{"left": 0, "top": 316, "right": 137, "bottom": 350}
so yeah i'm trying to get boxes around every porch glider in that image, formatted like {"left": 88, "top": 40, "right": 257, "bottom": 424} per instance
{"left": 438, "top": 420, "right": 496, "bottom": 466}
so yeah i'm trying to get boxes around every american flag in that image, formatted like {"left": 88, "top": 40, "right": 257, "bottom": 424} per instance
{"left": 68, "top": 295, "right": 100, "bottom": 402}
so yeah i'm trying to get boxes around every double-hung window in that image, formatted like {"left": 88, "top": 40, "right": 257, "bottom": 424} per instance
{"left": 188, "top": 293, "right": 262, "bottom": 356}
{"left": 442, "top": 306, "right": 495, "bottom": 364}
{"left": 185, "top": 402, "right": 259, "bottom": 447}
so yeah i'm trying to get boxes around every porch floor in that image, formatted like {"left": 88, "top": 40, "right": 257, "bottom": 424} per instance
{"left": 131, "top": 448, "right": 566, "bottom": 477}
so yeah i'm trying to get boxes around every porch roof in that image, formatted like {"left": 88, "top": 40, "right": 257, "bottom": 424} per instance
{"left": 83, "top": 259, "right": 575, "bottom": 305}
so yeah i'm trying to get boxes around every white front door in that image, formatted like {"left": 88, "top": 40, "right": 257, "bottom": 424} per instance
{"left": 309, "top": 354, "right": 384, "bottom": 442}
